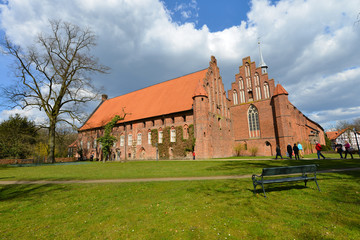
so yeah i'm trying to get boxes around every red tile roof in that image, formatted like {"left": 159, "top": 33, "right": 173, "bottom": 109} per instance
{"left": 273, "top": 84, "right": 288, "bottom": 96}
{"left": 80, "top": 69, "right": 208, "bottom": 131}
{"left": 326, "top": 128, "right": 348, "bottom": 140}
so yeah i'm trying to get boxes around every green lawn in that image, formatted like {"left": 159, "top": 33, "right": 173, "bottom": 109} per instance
{"left": 1, "top": 159, "right": 360, "bottom": 239}
{"left": 1, "top": 158, "right": 360, "bottom": 181}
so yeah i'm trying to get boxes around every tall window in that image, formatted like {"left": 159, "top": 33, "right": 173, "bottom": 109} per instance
{"left": 128, "top": 134, "right": 133, "bottom": 146}
{"left": 254, "top": 73, "right": 261, "bottom": 100}
{"left": 158, "top": 129, "right": 163, "bottom": 143}
{"left": 148, "top": 131, "right": 152, "bottom": 145}
{"left": 120, "top": 135, "right": 125, "bottom": 146}
{"left": 264, "top": 82, "right": 270, "bottom": 99}
{"left": 239, "top": 78, "right": 244, "bottom": 90}
{"left": 170, "top": 128, "right": 176, "bottom": 142}
{"left": 137, "top": 133, "right": 142, "bottom": 145}
{"left": 248, "top": 105, "right": 260, "bottom": 138}
{"left": 233, "top": 90, "right": 238, "bottom": 105}
{"left": 183, "top": 125, "right": 189, "bottom": 139}
{"left": 240, "top": 90, "right": 245, "bottom": 103}
{"left": 245, "top": 63, "right": 250, "bottom": 77}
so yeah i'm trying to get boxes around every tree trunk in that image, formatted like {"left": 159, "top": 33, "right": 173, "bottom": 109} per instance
{"left": 48, "top": 120, "right": 56, "bottom": 163}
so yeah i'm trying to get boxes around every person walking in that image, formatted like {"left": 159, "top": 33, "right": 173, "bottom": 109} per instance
{"left": 287, "top": 144, "right": 293, "bottom": 159}
{"left": 344, "top": 141, "right": 354, "bottom": 159}
{"left": 293, "top": 143, "right": 300, "bottom": 160}
{"left": 275, "top": 145, "right": 283, "bottom": 160}
{"left": 335, "top": 142, "right": 343, "bottom": 159}
{"left": 297, "top": 142, "right": 303, "bottom": 158}
{"left": 315, "top": 141, "right": 325, "bottom": 159}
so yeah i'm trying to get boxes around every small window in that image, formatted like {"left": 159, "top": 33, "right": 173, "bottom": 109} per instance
{"left": 128, "top": 134, "right": 133, "bottom": 146}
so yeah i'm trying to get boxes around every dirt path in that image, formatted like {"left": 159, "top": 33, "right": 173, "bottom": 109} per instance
{"left": 0, "top": 168, "right": 359, "bottom": 185}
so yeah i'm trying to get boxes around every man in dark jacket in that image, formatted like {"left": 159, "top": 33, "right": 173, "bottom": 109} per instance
{"left": 293, "top": 143, "right": 300, "bottom": 160}
{"left": 335, "top": 143, "right": 343, "bottom": 159}
{"left": 287, "top": 144, "right": 293, "bottom": 159}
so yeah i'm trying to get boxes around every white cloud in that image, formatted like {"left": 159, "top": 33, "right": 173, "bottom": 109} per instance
{"left": 0, "top": 0, "right": 359, "bottom": 129}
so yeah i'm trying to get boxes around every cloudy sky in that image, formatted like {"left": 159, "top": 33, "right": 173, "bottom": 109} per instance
{"left": 0, "top": 0, "right": 359, "bottom": 130}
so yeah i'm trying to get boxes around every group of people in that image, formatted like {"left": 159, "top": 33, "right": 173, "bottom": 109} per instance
{"left": 334, "top": 141, "right": 354, "bottom": 159}
{"left": 275, "top": 141, "right": 355, "bottom": 160}
{"left": 275, "top": 142, "right": 303, "bottom": 160}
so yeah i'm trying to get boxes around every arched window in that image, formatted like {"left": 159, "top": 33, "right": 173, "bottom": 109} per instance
{"left": 137, "top": 132, "right": 142, "bottom": 145}
{"left": 183, "top": 125, "right": 189, "bottom": 139}
{"left": 254, "top": 73, "right": 261, "bottom": 100}
{"left": 158, "top": 128, "right": 163, "bottom": 143}
{"left": 239, "top": 90, "right": 245, "bottom": 103}
{"left": 248, "top": 105, "right": 260, "bottom": 138}
{"left": 120, "top": 135, "right": 125, "bottom": 146}
{"left": 233, "top": 90, "right": 238, "bottom": 105}
{"left": 264, "top": 82, "right": 270, "bottom": 99}
{"left": 239, "top": 77, "right": 244, "bottom": 90}
{"left": 170, "top": 127, "right": 176, "bottom": 142}
{"left": 245, "top": 63, "right": 250, "bottom": 77}
{"left": 148, "top": 130, "right": 152, "bottom": 145}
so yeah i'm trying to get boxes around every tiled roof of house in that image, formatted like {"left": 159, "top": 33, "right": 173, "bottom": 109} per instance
{"left": 79, "top": 69, "right": 208, "bottom": 131}
{"left": 273, "top": 84, "right": 288, "bottom": 96}
{"left": 326, "top": 128, "right": 348, "bottom": 140}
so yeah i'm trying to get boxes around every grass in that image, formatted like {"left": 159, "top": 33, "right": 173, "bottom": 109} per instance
{"left": 1, "top": 157, "right": 360, "bottom": 181}
{"left": 1, "top": 158, "right": 360, "bottom": 239}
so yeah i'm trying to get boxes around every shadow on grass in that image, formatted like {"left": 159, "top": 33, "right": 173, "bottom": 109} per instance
{"left": 0, "top": 183, "right": 66, "bottom": 202}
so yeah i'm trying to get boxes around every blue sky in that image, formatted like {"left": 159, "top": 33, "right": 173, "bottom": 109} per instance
{"left": 163, "top": 0, "right": 251, "bottom": 32}
{"left": 0, "top": 0, "right": 360, "bottom": 130}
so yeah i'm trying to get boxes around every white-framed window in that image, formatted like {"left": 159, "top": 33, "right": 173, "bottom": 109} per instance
{"left": 170, "top": 128, "right": 176, "bottom": 142}
{"left": 240, "top": 90, "right": 245, "bottom": 103}
{"left": 137, "top": 133, "right": 142, "bottom": 145}
{"left": 158, "top": 130, "right": 163, "bottom": 143}
{"left": 264, "top": 82, "right": 270, "bottom": 99}
{"left": 87, "top": 141, "right": 90, "bottom": 150}
{"left": 80, "top": 140, "right": 83, "bottom": 148}
{"left": 120, "top": 135, "right": 125, "bottom": 147}
{"left": 239, "top": 78, "right": 244, "bottom": 90}
{"left": 128, "top": 134, "right": 133, "bottom": 146}
{"left": 233, "top": 90, "right": 238, "bottom": 105}
{"left": 254, "top": 73, "right": 261, "bottom": 100}
{"left": 245, "top": 63, "right": 250, "bottom": 77}
{"left": 148, "top": 131, "right": 152, "bottom": 145}
{"left": 248, "top": 105, "right": 260, "bottom": 138}
{"left": 93, "top": 139, "right": 97, "bottom": 148}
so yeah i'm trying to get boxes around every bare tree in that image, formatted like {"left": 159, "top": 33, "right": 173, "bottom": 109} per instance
{"left": 1, "top": 20, "right": 108, "bottom": 163}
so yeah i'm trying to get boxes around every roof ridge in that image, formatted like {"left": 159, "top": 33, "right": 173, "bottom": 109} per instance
{"left": 108, "top": 68, "right": 208, "bottom": 101}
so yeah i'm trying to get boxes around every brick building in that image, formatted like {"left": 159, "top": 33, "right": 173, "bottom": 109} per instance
{"left": 76, "top": 55, "right": 325, "bottom": 160}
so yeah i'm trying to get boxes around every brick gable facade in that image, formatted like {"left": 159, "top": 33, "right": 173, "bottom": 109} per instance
{"left": 75, "top": 56, "right": 325, "bottom": 160}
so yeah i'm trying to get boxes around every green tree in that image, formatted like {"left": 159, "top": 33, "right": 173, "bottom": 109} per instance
{"left": 0, "top": 114, "right": 38, "bottom": 159}
{"left": 1, "top": 20, "right": 108, "bottom": 163}
{"left": 97, "top": 114, "right": 125, "bottom": 162}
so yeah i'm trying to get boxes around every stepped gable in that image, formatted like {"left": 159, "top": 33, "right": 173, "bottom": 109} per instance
{"left": 273, "top": 83, "right": 288, "bottom": 96}
{"left": 80, "top": 69, "right": 208, "bottom": 131}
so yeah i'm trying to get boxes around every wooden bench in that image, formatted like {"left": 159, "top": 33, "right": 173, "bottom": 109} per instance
{"left": 252, "top": 164, "right": 321, "bottom": 197}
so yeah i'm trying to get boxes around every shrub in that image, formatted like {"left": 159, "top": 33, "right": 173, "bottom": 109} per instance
{"left": 234, "top": 143, "right": 245, "bottom": 156}
{"left": 249, "top": 146, "right": 258, "bottom": 156}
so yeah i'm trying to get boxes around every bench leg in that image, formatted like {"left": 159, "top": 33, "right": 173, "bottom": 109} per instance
{"left": 261, "top": 183, "right": 267, "bottom": 198}
{"left": 314, "top": 179, "right": 321, "bottom": 192}
{"left": 253, "top": 183, "right": 257, "bottom": 194}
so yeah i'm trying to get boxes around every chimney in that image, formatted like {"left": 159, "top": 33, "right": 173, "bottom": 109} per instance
{"left": 101, "top": 94, "right": 108, "bottom": 102}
